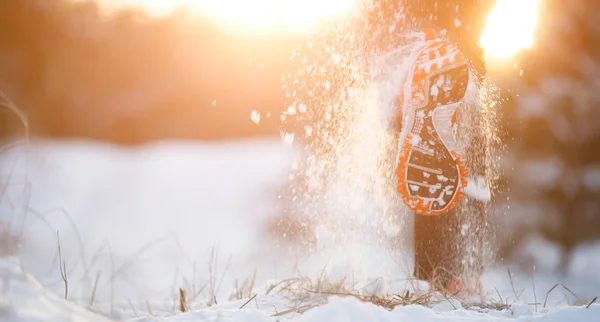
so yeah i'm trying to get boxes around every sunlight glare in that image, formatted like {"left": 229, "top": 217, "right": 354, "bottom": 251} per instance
{"left": 479, "top": 0, "right": 540, "bottom": 59}
{"left": 88, "top": 0, "right": 361, "bottom": 32}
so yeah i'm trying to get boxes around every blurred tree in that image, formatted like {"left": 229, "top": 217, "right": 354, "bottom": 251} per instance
{"left": 0, "top": 0, "right": 60, "bottom": 137}
{"left": 0, "top": 0, "right": 292, "bottom": 144}
{"left": 502, "top": 0, "right": 600, "bottom": 273}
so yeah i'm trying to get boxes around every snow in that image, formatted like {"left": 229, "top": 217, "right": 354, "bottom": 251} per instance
{"left": 3, "top": 255, "right": 600, "bottom": 322}
{"left": 464, "top": 176, "right": 491, "bottom": 202}
{"left": 1, "top": 140, "right": 294, "bottom": 314}
{"left": 134, "top": 306, "right": 270, "bottom": 322}
{"left": 0, "top": 257, "right": 112, "bottom": 322}
{"left": 1, "top": 139, "right": 600, "bottom": 321}
{"left": 251, "top": 110, "right": 261, "bottom": 124}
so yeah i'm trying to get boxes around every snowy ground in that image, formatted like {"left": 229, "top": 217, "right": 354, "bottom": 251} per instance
{"left": 1, "top": 139, "right": 600, "bottom": 321}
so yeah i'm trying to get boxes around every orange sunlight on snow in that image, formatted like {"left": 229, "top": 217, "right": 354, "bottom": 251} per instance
{"left": 479, "top": 0, "right": 540, "bottom": 60}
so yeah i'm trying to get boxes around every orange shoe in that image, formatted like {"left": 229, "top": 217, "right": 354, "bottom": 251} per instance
{"left": 431, "top": 278, "right": 484, "bottom": 299}
{"left": 396, "top": 32, "right": 470, "bottom": 216}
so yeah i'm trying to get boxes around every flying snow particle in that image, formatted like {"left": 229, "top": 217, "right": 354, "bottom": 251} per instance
{"left": 283, "top": 132, "right": 295, "bottom": 146}
{"left": 298, "top": 104, "right": 307, "bottom": 113}
{"left": 305, "top": 126, "right": 313, "bottom": 137}
{"left": 286, "top": 105, "right": 296, "bottom": 115}
{"left": 461, "top": 224, "right": 470, "bottom": 236}
{"left": 251, "top": 110, "right": 261, "bottom": 124}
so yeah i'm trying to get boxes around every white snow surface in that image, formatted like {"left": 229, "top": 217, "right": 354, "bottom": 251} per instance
{"left": 1, "top": 139, "right": 600, "bottom": 321}
{"left": 0, "top": 257, "right": 112, "bottom": 321}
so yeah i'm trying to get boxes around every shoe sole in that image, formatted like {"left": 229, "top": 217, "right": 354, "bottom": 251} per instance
{"left": 396, "top": 40, "right": 470, "bottom": 216}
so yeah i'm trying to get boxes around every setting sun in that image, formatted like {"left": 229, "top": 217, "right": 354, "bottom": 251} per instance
{"left": 86, "top": 0, "right": 361, "bottom": 32}
{"left": 479, "top": 0, "right": 540, "bottom": 59}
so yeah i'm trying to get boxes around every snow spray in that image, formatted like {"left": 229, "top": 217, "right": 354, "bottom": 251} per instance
{"left": 278, "top": 3, "right": 503, "bottom": 282}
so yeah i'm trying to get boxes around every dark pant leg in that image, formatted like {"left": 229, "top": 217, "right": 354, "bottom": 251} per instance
{"left": 414, "top": 198, "right": 487, "bottom": 289}
{"left": 414, "top": 209, "right": 462, "bottom": 288}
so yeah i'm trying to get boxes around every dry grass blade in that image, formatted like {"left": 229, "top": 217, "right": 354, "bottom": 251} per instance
{"left": 466, "top": 301, "right": 511, "bottom": 311}
{"left": 507, "top": 267, "right": 520, "bottom": 301}
{"left": 560, "top": 284, "right": 580, "bottom": 300}
{"left": 216, "top": 254, "right": 233, "bottom": 297}
{"left": 128, "top": 299, "right": 139, "bottom": 318}
{"left": 303, "top": 289, "right": 365, "bottom": 303}
{"left": 389, "top": 291, "right": 433, "bottom": 308}
{"left": 56, "top": 231, "right": 68, "bottom": 299}
{"left": 247, "top": 269, "right": 256, "bottom": 298}
{"left": 179, "top": 288, "right": 187, "bottom": 312}
{"left": 146, "top": 300, "right": 154, "bottom": 316}
{"left": 543, "top": 283, "right": 560, "bottom": 308}
{"left": 440, "top": 291, "right": 458, "bottom": 310}
{"left": 234, "top": 283, "right": 243, "bottom": 301}
{"left": 89, "top": 271, "right": 101, "bottom": 307}
{"left": 531, "top": 267, "right": 537, "bottom": 312}
{"left": 0, "top": 90, "right": 29, "bottom": 139}
{"left": 494, "top": 287, "right": 504, "bottom": 304}
{"left": 28, "top": 207, "right": 86, "bottom": 276}
{"left": 304, "top": 286, "right": 435, "bottom": 311}
{"left": 192, "top": 284, "right": 208, "bottom": 303}
{"left": 266, "top": 278, "right": 304, "bottom": 296}
{"left": 271, "top": 303, "right": 323, "bottom": 317}
{"left": 239, "top": 294, "right": 258, "bottom": 309}
{"left": 111, "top": 235, "right": 172, "bottom": 280}
{"left": 407, "top": 292, "right": 434, "bottom": 306}
{"left": 208, "top": 247, "right": 217, "bottom": 306}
